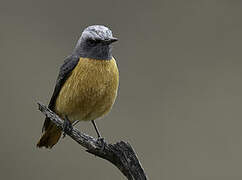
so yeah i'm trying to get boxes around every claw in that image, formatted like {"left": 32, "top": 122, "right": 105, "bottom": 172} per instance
{"left": 97, "top": 137, "right": 106, "bottom": 151}
{"left": 62, "top": 116, "right": 73, "bottom": 138}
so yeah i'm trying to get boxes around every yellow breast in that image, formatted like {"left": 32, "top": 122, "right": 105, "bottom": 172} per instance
{"left": 55, "top": 57, "right": 119, "bottom": 122}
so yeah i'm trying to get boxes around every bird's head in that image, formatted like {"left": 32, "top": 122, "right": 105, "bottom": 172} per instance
{"left": 73, "top": 25, "right": 118, "bottom": 60}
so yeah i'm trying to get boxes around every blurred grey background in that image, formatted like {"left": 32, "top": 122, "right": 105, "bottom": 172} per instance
{"left": 1, "top": 0, "right": 242, "bottom": 179}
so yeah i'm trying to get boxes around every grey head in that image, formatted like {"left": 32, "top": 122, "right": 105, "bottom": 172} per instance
{"left": 73, "top": 25, "right": 118, "bottom": 60}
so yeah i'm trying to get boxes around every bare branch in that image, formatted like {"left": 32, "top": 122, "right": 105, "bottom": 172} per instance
{"left": 37, "top": 102, "right": 148, "bottom": 180}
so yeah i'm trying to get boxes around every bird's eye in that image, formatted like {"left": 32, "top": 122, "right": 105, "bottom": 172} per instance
{"left": 87, "top": 39, "right": 97, "bottom": 46}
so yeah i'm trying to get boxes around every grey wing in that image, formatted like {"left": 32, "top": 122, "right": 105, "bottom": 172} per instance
{"left": 42, "top": 55, "right": 79, "bottom": 132}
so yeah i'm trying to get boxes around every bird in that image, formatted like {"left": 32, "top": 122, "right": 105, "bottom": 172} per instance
{"left": 37, "top": 25, "right": 119, "bottom": 148}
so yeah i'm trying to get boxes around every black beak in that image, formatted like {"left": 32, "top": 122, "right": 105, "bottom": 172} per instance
{"left": 109, "top": 37, "right": 118, "bottom": 43}
{"left": 104, "top": 37, "right": 118, "bottom": 44}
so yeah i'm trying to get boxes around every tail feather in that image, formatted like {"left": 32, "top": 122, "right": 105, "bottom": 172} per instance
{"left": 37, "top": 124, "right": 61, "bottom": 148}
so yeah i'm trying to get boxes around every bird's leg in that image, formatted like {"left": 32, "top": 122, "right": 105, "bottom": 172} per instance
{"left": 91, "top": 120, "right": 105, "bottom": 150}
{"left": 91, "top": 120, "right": 102, "bottom": 138}
{"left": 62, "top": 115, "right": 73, "bottom": 138}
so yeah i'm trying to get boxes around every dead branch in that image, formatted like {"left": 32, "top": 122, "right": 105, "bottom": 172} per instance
{"left": 37, "top": 102, "right": 147, "bottom": 180}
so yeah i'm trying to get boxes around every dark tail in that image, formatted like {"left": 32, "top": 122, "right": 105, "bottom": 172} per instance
{"left": 37, "top": 123, "right": 62, "bottom": 148}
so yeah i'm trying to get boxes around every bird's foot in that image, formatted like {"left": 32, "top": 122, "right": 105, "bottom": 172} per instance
{"left": 62, "top": 116, "right": 73, "bottom": 138}
{"left": 97, "top": 137, "right": 106, "bottom": 151}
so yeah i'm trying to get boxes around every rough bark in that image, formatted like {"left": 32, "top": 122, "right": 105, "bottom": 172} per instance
{"left": 37, "top": 102, "right": 148, "bottom": 180}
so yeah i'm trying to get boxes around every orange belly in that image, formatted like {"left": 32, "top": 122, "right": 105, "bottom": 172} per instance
{"left": 54, "top": 57, "right": 119, "bottom": 122}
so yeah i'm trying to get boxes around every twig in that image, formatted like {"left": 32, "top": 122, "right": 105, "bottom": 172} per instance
{"left": 37, "top": 102, "right": 148, "bottom": 180}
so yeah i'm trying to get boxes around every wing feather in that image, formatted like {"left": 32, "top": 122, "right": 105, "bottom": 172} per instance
{"left": 42, "top": 55, "right": 79, "bottom": 132}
